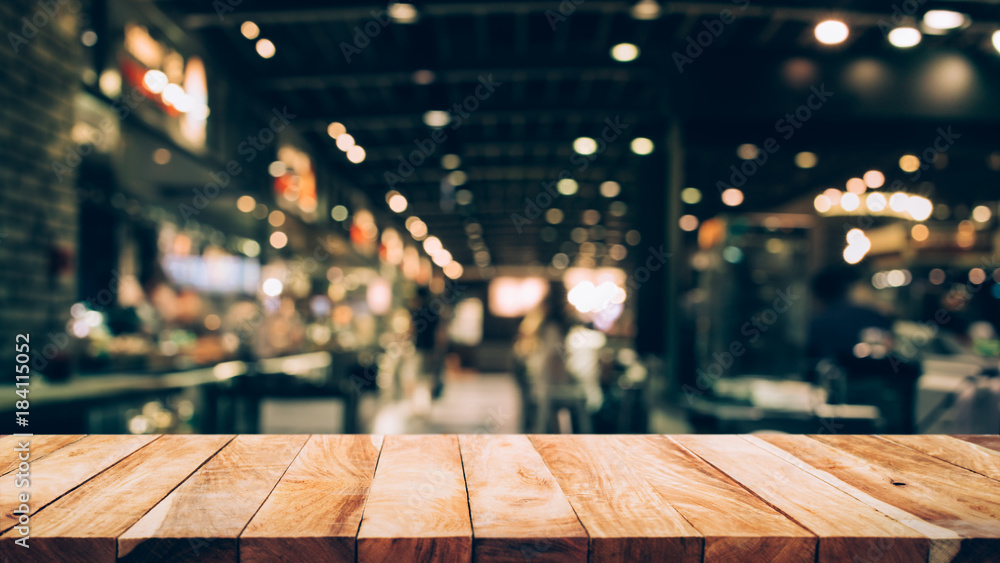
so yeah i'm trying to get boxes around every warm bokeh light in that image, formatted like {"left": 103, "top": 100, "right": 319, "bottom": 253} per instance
{"left": 972, "top": 205, "right": 992, "bottom": 223}
{"left": 888, "top": 27, "right": 921, "bottom": 48}
{"left": 898, "top": 154, "right": 920, "bottom": 172}
{"left": 347, "top": 146, "right": 366, "bottom": 163}
{"left": 824, "top": 188, "right": 842, "bottom": 206}
{"left": 600, "top": 181, "right": 620, "bottom": 198}
{"left": 911, "top": 224, "right": 929, "bottom": 241}
{"left": 262, "top": 278, "right": 283, "bottom": 297}
{"left": 611, "top": 43, "right": 639, "bottom": 62}
{"left": 679, "top": 214, "right": 699, "bottom": 231}
{"left": 815, "top": 20, "right": 849, "bottom": 45}
{"left": 814, "top": 194, "right": 832, "bottom": 213}
{"left": 546, "top": 208, "right": 564, "bottom": 224}
{"left": 441, "top": 154, "right": 461, "bottom": 169}
{"left": 929, "top": 268, "right": 946, "bottom": 285}
{"left": 721, "top": 188, "right": 744, "bottom": 206}
{"left": 388, "top": 194, "right": 408, "bottom": 213}
{"left": 447, "top": 170, "right": 468, "bottom": 185}
{"left": 969, "top": 268, "right": 987, "bottom": 285}
{"left": 327, "top": 122, "right": 346, "bottom": 139}
{"left": 863, "top": 170, "right": 885, "bottom": 188}
{"left": 840, "top": 192, "right": 860, "bottom": 211}
{"left": 237, "top": 195, "right": 256, "bottom": 213}
{"left": 573, "top": 137, "right": 597, "bottom": 155}
{"left": 845, "top": 177, "right": 866, "bottom": 194}
{"left": 630, "top": 138, "right": 654, "bottom": 155}
{"left": 255, "top": 38, "right": 276, "bottom": 59}
{"left": 794, "top": 151, "right": 818, "bottom": 168}
{"left": 888, "top": 192, "right": 909, "bottom": 212}
{"left": 268, "top": 210, "right": 285, "bottom": 227}
{"left": 557, "top": 178, "right": 578, "bottom": 195}
{"left": 389, "top": 3, "right": 419, "bottom": 24}
{"left": 906, "top": 196, "right": 933, "bottom": 221}
{"left": 443, "top": 261, "right": 463, "bottom": 279}
{"left": 336, "top": 134, "right": 355, "bottom": 151}
{"left": 269, "top": 231, "right": 288, "bottom": 249}
{"left": 737, "top": 144, "right": 759, "bottom": 160}
{"left": 923, "top": 10, "right": 967, "bottom": 31}
{"left": 866, "top": 192, "right": 886, "bottom": 212}
{"left": 240, "top": 21, "right": 260, "bottom": 40}
{"left": 331, "top": 205, "right": 348, "bottom": 221}
{"left": 681, "top": 187, "right": 702, "bottom": 204}
{"left": 423, "top": 110, "right": 450, "bottom": 127}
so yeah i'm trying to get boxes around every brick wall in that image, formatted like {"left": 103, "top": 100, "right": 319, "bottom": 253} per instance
{"left": 0, "top": 0, "right": 82, "bottom": 350}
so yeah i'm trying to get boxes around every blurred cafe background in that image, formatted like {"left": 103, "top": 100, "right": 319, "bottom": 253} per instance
{"left": 1, "top": 0, "right": 999, "bottom": 436}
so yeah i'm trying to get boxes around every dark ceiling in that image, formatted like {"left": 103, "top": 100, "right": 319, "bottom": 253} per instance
{"left": 151, "top": 0, "right": 1000, "bottom": 269}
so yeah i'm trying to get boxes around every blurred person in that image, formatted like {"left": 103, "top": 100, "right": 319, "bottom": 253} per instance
{"left": 406, "top": 287, "right": 446, "bottom": 404}
{"left": 806, "top": 265, "right": 917, "bottom": 432}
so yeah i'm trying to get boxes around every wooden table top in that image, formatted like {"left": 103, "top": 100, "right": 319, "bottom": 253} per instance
{"left": 1, "top": 434, "right": 999, "bottom": 562}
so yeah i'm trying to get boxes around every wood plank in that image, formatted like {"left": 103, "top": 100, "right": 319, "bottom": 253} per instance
{"left": 0, "top": 434, "right": 232, "bottom": 562}
{"left": 241, "top": 435, "right": 383, "bottom": 562}
{"left": 882, "top": 435, "right": 1000, "bottom": 481}
{"left": 611, "top": 435, "right": 815, "bottom": 562}
{"left": 799, "top": 434, "right": 1000, "bottom": 562}
{"left": 673, "top": 435, "right": 929, "bottom": 563}
{"left": 0, "top": 435, "right": 157, "bottom": 533}
{"left": 0, "top": 435, "right": 84, "bottom": 475}
{"left": 459, "top": 434, "right": 588, "bottom": 561}
{"left": 118, "top": 434, "right": 308, "bottom": 562}
{"left": 356, "top": 435, "right": 472, "bottom": 563}
{"left": 954, "top": 435, "right": 1000, "bottom": 454}
{"left": 531, "top": 434, "right": 703, "bottom": 562}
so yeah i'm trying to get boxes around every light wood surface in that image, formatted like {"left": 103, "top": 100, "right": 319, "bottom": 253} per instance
{"left": 0, "top": 435, "right": 232, "bottom": 562}
{"left": 0, "top": 434, "right": 156, "bottom": 533}
{"left": 460, "top": 434, "right": 588, "bottom": 561}
{"left": 1, "top": 434, "right": 998, "bottom": 562}
{"left": 117, "top": 434, "right": 308, "bottom": 562}
{"left": 0, "top": 435, "right": 83, "bottom": 475}
{"left": 356, "top": 435, "right": 473, "bottom": 563}
{"left": 532, "top": 434, "right": 703, "bottom": 562}
{"left": 241, "top": 435, "right": 383, "bottom": 562}
{"left": 628, "top": 435, "right": 815, "bottom": 562}
{"left": 954, "top": 434, "right": 1000, "bottom": 453}
{"left": 673, "top": 434, "right": 929, "bottom": 562}
{"left": 801, "top": 434, "right": 1000, "bottom": 561}
{"left": 883, "top": 434, "right": 1000, "bottom": 481}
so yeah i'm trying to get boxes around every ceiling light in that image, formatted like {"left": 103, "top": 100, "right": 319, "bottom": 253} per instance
{"left": 423, "top": 110, "right": 450, "bottom": 128}
{"left": 630, "top": 0, "right": 661, "bottom": 20}
{"left": 611, "top": 43, "right": 639, "bottom": 62}
{"left": 630, "top": 138, "right": 654, "bottom": 155}
{"left": 815, "top": 20, "right": 849, "bottom": 45}
{"left": 389, "top": 3, "right": 419, "bottom": 24}
{"left": 255, "top": 38, "right": 276, "bottom": 59}
{"left": 573, "top": 137, "right": 598, "bottom": 155}
{"left": 336, "top": 133, "right": 355, "bottom": 151}
{"left": 923, "top": 10, "right": 967, "bottom": 32}
{"left": 347, "top": 146, "right": 366, "bottom": 163}
{"left": 240, "top": 21, "right": 259, "bottom": 40}
{"left": 888, "top": 27, "right": 921, "bottom": 48}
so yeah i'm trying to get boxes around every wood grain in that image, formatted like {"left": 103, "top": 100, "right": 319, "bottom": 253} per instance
{"left": 0, "top": 435, "right": 232, "bottom": 562}
{"left": 531, "top": 434, "right": 703, "bottom": 562}
{"left": 459, "top": 434, "right": 588, "bottom": 561}
{"left": 673, "top": 435, "right": 929, "bottom": 563}
{"left": 0, "top": 434, "right": 156, "bottom": 533}
{"left": 883, "top": 435, "right": 1000, "bottom": 481}
{"left": 0, "top": 435, "right": 83, "bottom": 475}
{"left": 241, "top": 435, "right": 383, "bottom": 562}
{"left": 357, "top": 435, "right": 472, "bottom": 563}
{"left": 611, "top": 435, "right": 815, "bottom": 562}
{"left": 954, "top": 434, "right": 1000, "bottom": 454}
{"left": 802, "top": 434, "right": 1000, "bottom": 562}
{"left": 118, "top": 434, "right": 308, "bottom": 562}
